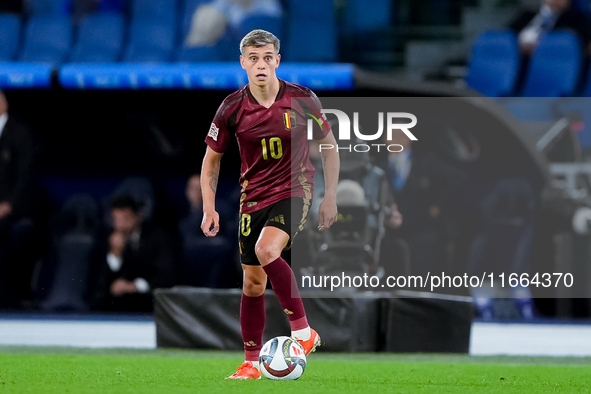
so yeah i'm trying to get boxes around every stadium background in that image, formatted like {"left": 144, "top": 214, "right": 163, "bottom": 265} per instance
{"left": 2, "top": 0, "right": 591, "bottom": 387}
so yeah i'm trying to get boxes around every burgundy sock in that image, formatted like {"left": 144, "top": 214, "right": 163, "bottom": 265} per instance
{"left": 263, "top": 257, "right": 309, "bottom": 331}
{"left": 241, "top": 293, "right": 265, "bottom": 362}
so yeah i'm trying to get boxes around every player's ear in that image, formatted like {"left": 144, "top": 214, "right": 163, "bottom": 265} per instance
{"left": 275, "top": 53, "right": 281, "bottom": 68}
{"left": 240, "top": 55, "right": 246, "bottom": 69}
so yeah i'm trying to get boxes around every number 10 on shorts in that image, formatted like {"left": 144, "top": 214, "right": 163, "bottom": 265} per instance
{"left": 241, "top": 213, "right": 251, "bottom": 236}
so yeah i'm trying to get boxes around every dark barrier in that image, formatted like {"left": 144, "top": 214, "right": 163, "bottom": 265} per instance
{"left": 384, "top": 296, "right": 474, "bottom": 353}
{"left": 154, "top": 287, "right": 473, "bottom": 353}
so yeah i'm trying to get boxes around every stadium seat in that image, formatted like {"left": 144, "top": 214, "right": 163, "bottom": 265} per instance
{"left": 122, "top": 17, "right": 175, "bottom": 62}
{"left": 236, "top": 14, "right": 282, "bottom": 43}
{"left": 26, "top": 0, "right": 69, "bottom": 15}
{"left": 466, "top": 30, "right": 520, "bottom": 97}
{"left": 41, "top": 194, "right": 100, "bottom": 312}
{"left": 521, "top": 31, "right": 583, "bottom": 97}
{"left": 20, "top": 16, "right": 72, "bottom": 64}
{"left": 343, "top": 0, "right": 392, "bottom": 35}
{"left": 97, "top": 0, "right": 125, "bottom": 13}
{"left": 180, "top": 0, "right": 208, "bottom": 32}
{"left": 175, "top": 0, "right": 225, "bottom": 61}
{"left": 284, "top": 0, "right": 338, "bottom": 62}
{"left": 0, "top": 13, "right": 21, "bottom": 61}
{"left": 130, "top": 0, "right": 177, "bottom": 22}
{"left": 70, "top": 13, "right": 124, "bottom": 63}
{"left": 175, "top": 44, "right": 226, "bottom": 62}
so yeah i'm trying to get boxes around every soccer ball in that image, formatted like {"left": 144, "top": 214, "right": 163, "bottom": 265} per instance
{"left": 259, "top": 336, "right": 307, "bottom": 380}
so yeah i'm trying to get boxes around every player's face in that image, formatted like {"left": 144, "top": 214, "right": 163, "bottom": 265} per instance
{"left": 111, "top": 208, "right": 141, "bottom": 235}
{"left": 240, "top": 44, "right": 281, "bottom": 87}
{"left": 545, "top": 0, "right": 570, "bottom": 12}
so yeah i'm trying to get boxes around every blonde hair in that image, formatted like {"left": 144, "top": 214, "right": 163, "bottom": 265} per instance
{"left": 240, "top": 29, "right": 280, "bottom": 55}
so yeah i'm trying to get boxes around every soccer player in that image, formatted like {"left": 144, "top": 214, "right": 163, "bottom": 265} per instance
{"left": 200, "top": 29, "right": 340, "bottom": 380}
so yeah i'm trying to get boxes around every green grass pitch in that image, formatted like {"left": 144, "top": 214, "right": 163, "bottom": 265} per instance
{"left": 1, "top": 347, "right": 591, "bottom": 393}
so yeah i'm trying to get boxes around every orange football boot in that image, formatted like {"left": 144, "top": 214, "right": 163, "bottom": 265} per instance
{"left": 225, "top": 361, "right": 261, "bottom": 380}
{"left": 296, "top": 328, "right": 321, "bottom": 355}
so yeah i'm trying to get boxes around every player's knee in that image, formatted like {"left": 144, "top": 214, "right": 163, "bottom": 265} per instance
{"left": 243, "top": 279, "right": 265, "bottom": 297}
{"left": 255, "top": 243, "right": 280, "bottom": 265}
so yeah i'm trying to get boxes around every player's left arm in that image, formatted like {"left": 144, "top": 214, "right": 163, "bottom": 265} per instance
{"left": 316, "top": 130, "right": 339, "bottom": 231}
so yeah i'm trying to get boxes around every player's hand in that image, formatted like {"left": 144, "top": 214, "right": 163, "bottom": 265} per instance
{"left": 110, "top": 278, "right": 136, "bottom": 296}
{"left": 318, "top": 197, "right": 338, "bottom": 231}
{"left": 0, "top": 201, "right": 13, "bottom": 219}
{"left": 386, "top": 203, "right": 403, "bottom": 229}
{"left": 201, "top": 210, "right": 220, "bottom": 237}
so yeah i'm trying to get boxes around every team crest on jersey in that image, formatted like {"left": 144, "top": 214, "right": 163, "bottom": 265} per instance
{"left": 208, "top": 122, "right": 219, "bottom": 141}
{"left": 283, "top": 111, "right": 296, "bottom": 130}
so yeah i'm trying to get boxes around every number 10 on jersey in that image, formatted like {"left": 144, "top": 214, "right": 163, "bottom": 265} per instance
{"left": 261, "top": 137, "right": 283, "bottom": 160}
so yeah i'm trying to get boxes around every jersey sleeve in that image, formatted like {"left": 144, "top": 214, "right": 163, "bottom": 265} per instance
{"left": 205, "top": 101, "right": 232, "bottom": 153}
{"left": 308, "top": 90, "right": 331, "bottom": 141}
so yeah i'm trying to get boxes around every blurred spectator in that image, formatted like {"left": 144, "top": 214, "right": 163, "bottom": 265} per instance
{"left": 0, "top": 0, "right": 23, "bottom": 13}
{"left": 375, "top": 132, "right": 468, "bottom": 277}
{"left": 183, "top": 0, "right": 282, "bottom": 48}
{"left": 510, "top": 0, "right": 591, "bottom": 54}
{"left": 467, "top": 178, "right": 537, "bottom": 320}
{"left": 89, "top": 195, "right": 175, "bottom": 312}
{"left": 178, "top": 174, "right": 203, "bottom": 237}
{"left": 177, "top": 174, "right": 240, "bottom": 288}
{"left": 0, "top": 90, "right": 37, "bottom": 308}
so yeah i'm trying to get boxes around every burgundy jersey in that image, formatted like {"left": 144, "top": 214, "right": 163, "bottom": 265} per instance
{"left": 205, "top": 79, "right": 330, "bottom": 214}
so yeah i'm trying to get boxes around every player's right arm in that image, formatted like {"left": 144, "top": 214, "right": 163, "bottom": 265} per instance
{"left": 200, "top": 146, "right": 224, "bottom": 237}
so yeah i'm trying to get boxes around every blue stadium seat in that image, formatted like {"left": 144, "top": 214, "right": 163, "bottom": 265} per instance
{"left": 466, "top": 30, "right": 520, "bottom": 97}
{"left": 180, "top": 0, "right": 208, "bottom": 33}
{"left": 0, "top": 13, "right": 21, "bottom": 61}
{"left": 175, "top": 43, "right": 227, "bottom": 62}
{"left": 70, "top": 13, "right": 124, "bottom": 63}
{"left": 130, "top": 0, "right": 177, "bottom": 22}
{"left": 20, "top": 16, "right": 72, "bottom": 64}
{"left": 26, "top": 0, "right": 70, "bottom": 15}
{"left": 97, "top": 0, "right": 125, "bottom": 13}
{"left": 343, "top": 0, "right": 392, "bottom": 35}
{"left": 284, "top": 0, "right": 337, "bottom": 62}
{"left": 521, "top": 31, "right": 583, "bottom": 97}
{"left": 123, "top": 18, "right": 175, "bottom": 62}
{"left": 236, "top": 14, "right": 282, "bottom": 43}
{"left": 176, "top": 0, "right": 227, "bottom": 62}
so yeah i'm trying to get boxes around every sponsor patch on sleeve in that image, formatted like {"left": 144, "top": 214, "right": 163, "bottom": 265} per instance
{"left": 208, "top": 123, "right": 219, "bottom": 141}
